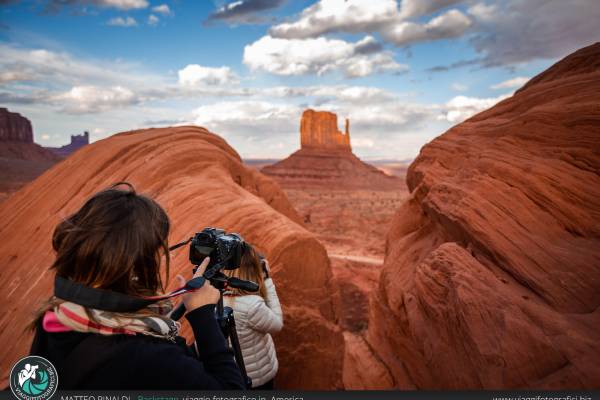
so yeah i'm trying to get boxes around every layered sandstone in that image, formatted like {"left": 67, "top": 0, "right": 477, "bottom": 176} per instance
{"left": 0, "top": 108, "right": 60, "bottom": 202}
{"left": 0, "top": 107, "right": 33, "bottom": 142}
{"left": 0, "top": 126, "right": 343, "bottom": 389}
{"left": 346, "top": 43, "right": 600, "bottom": 388}
{"left": 0, "top": 108, "right": 57, "bottom": 162}
{"left": 263, "top": 110, "right": 400, "bottom": 190}
{"left": 301, "top": 109, "right": 351, "bottom": 151}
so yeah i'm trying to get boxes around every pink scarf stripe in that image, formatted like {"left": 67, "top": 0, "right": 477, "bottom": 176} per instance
{"left": 58, "top": 305, "right": 133, "bottom": 335}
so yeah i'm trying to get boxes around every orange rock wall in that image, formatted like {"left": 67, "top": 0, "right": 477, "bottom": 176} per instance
{"left": 348, "top": 43, "right": 600, "bottom": 388}
{"left": 300, "top": 109, "right": 351, "bottom": 151}
{"left": 0, "top": 126, "right": 343, "bottom": 389}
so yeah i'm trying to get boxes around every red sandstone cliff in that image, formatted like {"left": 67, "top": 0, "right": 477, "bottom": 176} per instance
{"left": 0, "top": 108, "right": 60, "bottom": 202}
{"left": 0, "top": 107, "right": 33, "bottom": 142}
{"left": 345, "top": 43, "right": 600, "bottom": 389}
{"left": 0, "top": 108, "right": 58, "bottom": 161}
{"left": 263, "top": 109, "right": 400, "bottom": 190}
{"left": 0, "top": 126, "right": 343, "bottom": 389}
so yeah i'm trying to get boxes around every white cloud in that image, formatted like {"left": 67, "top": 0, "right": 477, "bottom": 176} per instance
{"left": 206, "top": 0, "right": 285, "bottom": 25}
{"left": 269, "top": 0, "right": 469, "bottom": 48}
{"left": 41, "top": 134, "right": 50, "bottom": 140}
{"left": 243, "top": 35, "right": 407, "bottom": 78}
{"left": 148, "top": 14, "right": 159, "bottom": 26}
{"left": 178, "top": 65, "right": 239, "bottom": 87}
{"left": 53, "top": 85, "right": 139, "bottom": 114}
{"left": 398, "top": 0, "right": 463, "bottom": 19}
{"left": 467, "top": 2, "right": 496, "bottom": 22}
{"left": 467, "top": 0, "right": 600, "bottom": 66}
{"left": 107, "top": 16, "right": 138, "bottom": 27}
{"left": 442, "top": 93, "right": 510, "bottom": 123}
{"left": 0, "top": 43, "right": 163, "bottom": 88}
{"left": 101, "top": 0, "right": 148, "bottom": 8}
{"left": 193, "top": 100, "right": 298, "bottom": 126}
{"left": 491, "top": 76, "right": 530, "bottom": 90}
{"left": 45, "top": 0, "right": 149, "bottom": 11}
{"left": 451, "top": 83, "right": 468, "bottom": 91}
{"left": 0, "top": 71, "right": 34, "bottom": 83}
{"left": 152, "top": 4, "right": 172, "bottom": 15}
{"left": 381, "top": 9, "right": 472, "bottom": 46}
{"left": 270, "top": 0, "right": 397, "bottom": 39}
{"left": 351, "top": 137, "right": 375, "bottom": 148}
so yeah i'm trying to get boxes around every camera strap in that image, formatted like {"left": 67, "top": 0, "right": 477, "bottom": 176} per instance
{"left": 54, "top": 275, "right": 207, "bottom": 312}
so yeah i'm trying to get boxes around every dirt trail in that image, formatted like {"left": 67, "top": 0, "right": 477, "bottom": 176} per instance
{"left": 329, "top": 253, "right": 383, "bottom": 265}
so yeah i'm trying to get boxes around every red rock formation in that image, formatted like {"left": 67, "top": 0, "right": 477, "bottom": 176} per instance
{"left": 263, "top": 109, "right": 400, "bottom": 190}
{"left": 301, "top": 109, "right": 351, "bottom": 151}
{"left": 0, "top": 109, "right": 60, "bottom": 201}
{"left": 0, "top": 107, "right": 33, "bottom": 142}
{"left": 347, "top": 43, "right": 600, "bottom": 388}
{"left": 0, "top": 126, "right": 343, "bottom": 389}
{"left": 0, "top": 108, "right": 57, "bottom": 162}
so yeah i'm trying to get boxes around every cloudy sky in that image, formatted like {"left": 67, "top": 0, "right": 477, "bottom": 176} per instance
{"left": 1, "top": 0, "right": 598, "bottom": 160}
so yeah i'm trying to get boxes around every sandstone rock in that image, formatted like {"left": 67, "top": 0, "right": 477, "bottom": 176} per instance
{"left": 0, "top": 109, "right": 60, "bottom": 201}
{"left": 263, "top": 109, "right": 401, "bottom": 190}
{"left": 0, "top": 126, "right": 343, "bottom": 389}
{"left": 0, "top": 108, "right": 33, "bottom": 143}
{"left": 301, "top": 109, "right": 351, "bottom": 151}
{"left": 0, "top": 108, "right": 57, "bottom": 162}
{"left": 350, "top": 43, "right": 600, "bottom": 388}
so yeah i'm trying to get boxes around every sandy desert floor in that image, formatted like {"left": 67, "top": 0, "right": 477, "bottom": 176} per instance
{"left": 284, "top": 188, "right": 407, "bottom": 259}
{"left": 283, "top": 185, "right": 408, "bottom": 333}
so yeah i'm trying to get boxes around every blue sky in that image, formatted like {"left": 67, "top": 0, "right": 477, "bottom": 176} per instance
{"left": 1, "top": 0, "right": 598, "bottom": 159}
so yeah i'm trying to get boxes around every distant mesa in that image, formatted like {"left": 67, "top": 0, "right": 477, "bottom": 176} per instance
{"left": 0, "top": 107, "right": 60, "bottom": 162}
{"left": 46, "top": 131, "right": 90, "bottom": 158}
{"left": 0, "top": 107, "right": 33, "bottom": 143}
{"left": 301, "top": 109, "right": 351, "bottom": 151}
{"left": 0, "top": 108, "right": 60, "bottom": 202}
{"left": 262, "top": 109, "right": 401, "bottom": 190}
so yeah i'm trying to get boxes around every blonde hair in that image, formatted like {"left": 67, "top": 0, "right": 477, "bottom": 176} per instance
{"left": 224, "top": 244, "right": 267, "bottom": 300}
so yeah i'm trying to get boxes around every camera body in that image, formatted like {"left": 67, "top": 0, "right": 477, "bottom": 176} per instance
{"left": 189, "top": 227, "right": 245, "bottom": 270}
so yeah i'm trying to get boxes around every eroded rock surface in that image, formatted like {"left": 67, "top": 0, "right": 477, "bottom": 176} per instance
{"left": 0, "top": 126, "right": 343, "bottom": 389}
{"left": 348, "top": 43, "right": 600, "bottom": 388}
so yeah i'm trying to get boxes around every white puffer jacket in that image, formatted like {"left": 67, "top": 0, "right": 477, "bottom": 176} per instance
{"left": 223, "top": 277, "right": 283, "bottom": 387}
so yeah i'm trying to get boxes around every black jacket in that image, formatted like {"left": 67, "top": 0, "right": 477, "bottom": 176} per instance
{"left": 29, "top": 304, "right": 245, "bottom": 390}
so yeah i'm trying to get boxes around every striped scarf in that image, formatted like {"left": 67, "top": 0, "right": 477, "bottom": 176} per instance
{"left": 52, "top": 300, "right": 180, "bottom": 342}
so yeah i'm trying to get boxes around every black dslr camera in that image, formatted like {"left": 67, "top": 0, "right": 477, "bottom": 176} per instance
{"left": 170, "top": 227, "right": 257, "bottom": 388}
{"left": 189, "top": 227, "right": 245, "bottom": 270}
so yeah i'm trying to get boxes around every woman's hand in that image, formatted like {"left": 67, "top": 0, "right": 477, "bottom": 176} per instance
{"left": 262, "top": 259, "right": 270, "bottom": 279}
{"left": 175, "top": 257, "right": 220, "bottom": 312}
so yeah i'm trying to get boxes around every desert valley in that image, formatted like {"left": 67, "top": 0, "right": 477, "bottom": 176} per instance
{"left": 0, "top": 43, "right": 599, "bottom": 390}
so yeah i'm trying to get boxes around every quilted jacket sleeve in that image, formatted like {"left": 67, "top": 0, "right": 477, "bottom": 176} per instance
{"left": 246, "top": 278, "right": 283, "bottom": 334}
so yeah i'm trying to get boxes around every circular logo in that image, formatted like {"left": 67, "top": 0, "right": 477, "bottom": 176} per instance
{"left": 10, "top": 356, "right": 58, "bottom": 400}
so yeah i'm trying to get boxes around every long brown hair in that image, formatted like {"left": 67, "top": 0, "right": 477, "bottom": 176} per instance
{"left": 30, "top": 182, "right": 170, "bottom": 328}
{"left": 225, "top": 244, "right": 267, "bottom": 300}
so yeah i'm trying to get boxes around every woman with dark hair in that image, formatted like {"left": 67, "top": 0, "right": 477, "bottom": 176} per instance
{"left": 29, "top": 183, "right": 244, "bottom": 389}
{"left": 224, "top": 244, "right": 283, "bottom": 389}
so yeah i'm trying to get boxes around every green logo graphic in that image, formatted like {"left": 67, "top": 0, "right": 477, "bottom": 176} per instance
{"left": 10, "top": 356, "right": 58, "bottom": 400}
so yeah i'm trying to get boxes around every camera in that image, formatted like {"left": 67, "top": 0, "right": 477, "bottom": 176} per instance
{"left": 189, "top": 227, "right": 245, "bottom": 270}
